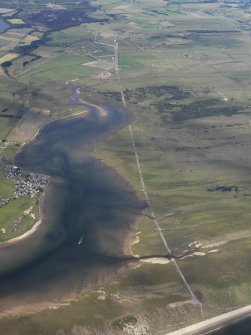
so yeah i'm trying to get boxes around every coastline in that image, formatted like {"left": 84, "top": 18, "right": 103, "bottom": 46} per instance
{"left": 0, "top": 183, "right": 47, "bottom": 247}
{"left": 1, "top": 98, "right": 138, "bottom": 255}
{"left": 0, "top": 219, "right": 41, "bottom": 247}
{"left": 166, "top": 305, "right": 251, "bottom": 335}
{"left": 2, "top": 108, "right": 91, "bottom": 247}
{"left": 3, "top": 96, "right": 250, "bottom": 334}
{"left": 16, "top": 109, "right": 89, "bottom": 153}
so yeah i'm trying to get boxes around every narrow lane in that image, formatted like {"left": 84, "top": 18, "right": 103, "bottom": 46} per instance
{"left": 115, "top": 41, "right": 199, "bottom": 304}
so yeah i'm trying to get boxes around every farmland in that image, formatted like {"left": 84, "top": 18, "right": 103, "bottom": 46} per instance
{"left": 0, "top": 0, "right": 251, "bottom": 334}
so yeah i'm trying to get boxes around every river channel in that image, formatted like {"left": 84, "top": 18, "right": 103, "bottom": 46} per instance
{"left": 0, "top": 98, "right": 143, "bottom": 316}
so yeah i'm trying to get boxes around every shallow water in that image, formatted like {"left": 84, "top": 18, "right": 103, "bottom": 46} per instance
{"left": 0, "top": 102, "right": 143, "bottom": 315}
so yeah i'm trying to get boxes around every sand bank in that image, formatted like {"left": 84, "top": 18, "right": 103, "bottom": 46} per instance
{"left": 0, "top": 219, "right": 41, "bottom": 247}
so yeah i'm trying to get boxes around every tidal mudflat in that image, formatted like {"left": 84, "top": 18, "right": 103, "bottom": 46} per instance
{"left": 0, "top": 101, "right": 143, "bottom": 316}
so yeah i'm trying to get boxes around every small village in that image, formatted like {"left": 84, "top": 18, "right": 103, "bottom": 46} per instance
{"left": 0, "top": 165, "right": 48, "bottom": 207}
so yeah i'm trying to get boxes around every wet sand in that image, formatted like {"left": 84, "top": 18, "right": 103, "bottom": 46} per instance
{"left": 0, "top": 219, "right": 41, "bottom": 246}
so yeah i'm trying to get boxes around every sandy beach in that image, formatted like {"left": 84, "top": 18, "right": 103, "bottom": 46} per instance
{"left": 79, "top": 98, "right": 108, "bottom": 117}
{"left": 166, "top": 305, "right": 251, "bottom": 335}
{"left": 0, "top": 219, "right": 41, "bottom": 247}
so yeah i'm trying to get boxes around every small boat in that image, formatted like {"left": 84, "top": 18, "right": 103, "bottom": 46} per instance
{"left": 78, "top": 234, "right": 84, "bottom": 245}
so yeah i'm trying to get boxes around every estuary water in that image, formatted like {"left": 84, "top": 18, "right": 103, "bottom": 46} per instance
{"left": 0, "top": 100, "right": 143, "bottom": 315}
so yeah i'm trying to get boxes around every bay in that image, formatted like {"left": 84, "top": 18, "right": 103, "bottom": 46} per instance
{"left": 0, "top": 101, "right": 143, "bottom": 316}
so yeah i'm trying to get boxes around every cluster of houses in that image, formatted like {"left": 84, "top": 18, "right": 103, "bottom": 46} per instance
{"left": 0, "top": 165, "right": 48, "bottom": 207}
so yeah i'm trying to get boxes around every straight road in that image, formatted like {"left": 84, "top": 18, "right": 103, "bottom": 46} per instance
{"left": 114, "top": 46, "right": 199, "bottom": 303}
{"left": 93, "top": 30, "right": 201, "bottom": 307}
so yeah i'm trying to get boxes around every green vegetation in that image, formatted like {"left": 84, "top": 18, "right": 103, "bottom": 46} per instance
{"left": 0, "top": 196, "right": 39, "bottom": 242}
{"left": 119, "top": 51, "right": 157, "bottom": 66}
{"left": 0, "top": 52, "right": 18, "bottom": 64}
{"left": 1, "top": 0, "right": 251, "bottom": 333}
{"left": 0, "top": 165, "right": 14, "bottom": 198}
{"left": 32, "top": 55, "right": 96, "bottom": 81}
{"left": 112, "top": 315, "right": 137, "bottom": 330}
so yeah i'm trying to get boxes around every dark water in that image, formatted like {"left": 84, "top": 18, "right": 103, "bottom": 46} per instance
{"left": 0, "top": 102, "right": 143, "bottom": 315}
{"left": 208, "top": 316, "right": 251, "bottom": 335}
{"left": 0, "top": 18, "right": 9, "bottom": 33}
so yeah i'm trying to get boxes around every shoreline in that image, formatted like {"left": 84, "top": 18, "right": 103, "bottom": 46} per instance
{"left": 1, "top": 97, "right": 137, "bottom": 254}
{"left": 0, "top": 219, "right": 41, "bottom": 247}
{"left": 16, "top": 109, "right": 90, "bottom": 153}
{"left": 2, "top": 100, "right": 94, "bottom": 247}
{"left": 0, "top": 182, "right": 48, "bottom": 248}
{"left": 0, "top": 100, "right": 141, "bottom": 318}
{"left": 166, "top": 305, "right": 251, "bottom": 335}
{"left": 14, "top": 87, "right": 109, "bottom": 155}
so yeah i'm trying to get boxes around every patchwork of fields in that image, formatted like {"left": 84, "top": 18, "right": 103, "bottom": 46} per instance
{"left": 0, "top": 0, "right": 251, "bottom": 334}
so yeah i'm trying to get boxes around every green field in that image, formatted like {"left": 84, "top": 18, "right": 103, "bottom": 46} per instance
{"left": 1, "top": 0, "right": 251, "bottom": 334}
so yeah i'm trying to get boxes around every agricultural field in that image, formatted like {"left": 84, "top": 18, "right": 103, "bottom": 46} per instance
{"left": 0, "top": 0, "right": 251, "bottom": 334}
{"left": 20, "top": 34, "right": 39, "bottom": 45}
{"left": 0, "top": 52, "right": 18, "bottom": 64}
{"left": 7, "top": 18, "right": 25, "bottom": 25}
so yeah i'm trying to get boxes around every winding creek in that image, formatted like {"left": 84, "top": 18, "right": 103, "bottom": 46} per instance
{"left": 0, "top": 95, "right": 144, "bottom": 316}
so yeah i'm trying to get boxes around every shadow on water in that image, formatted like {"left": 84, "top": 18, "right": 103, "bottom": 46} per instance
{"left": 0, "top": 103, "right": 144, "bottom": 315}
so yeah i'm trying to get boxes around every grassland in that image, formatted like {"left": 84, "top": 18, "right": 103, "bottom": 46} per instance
{"left": 0, "top": 8, "right": 15, "bottom": 14}
{"left": 0, "top": 52, "right": 17, "bottom": 64}
{"left": 0, "top": 196, "right": 39, "bottom": 242}
{"left": 7, "top": 19, "right": 25, "bottom": 25}
{"left": 91, "top": 0, "right": 251, "bottom": 332}
{"left": 0, "top": 0, "right": 251, "bottom": 334}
